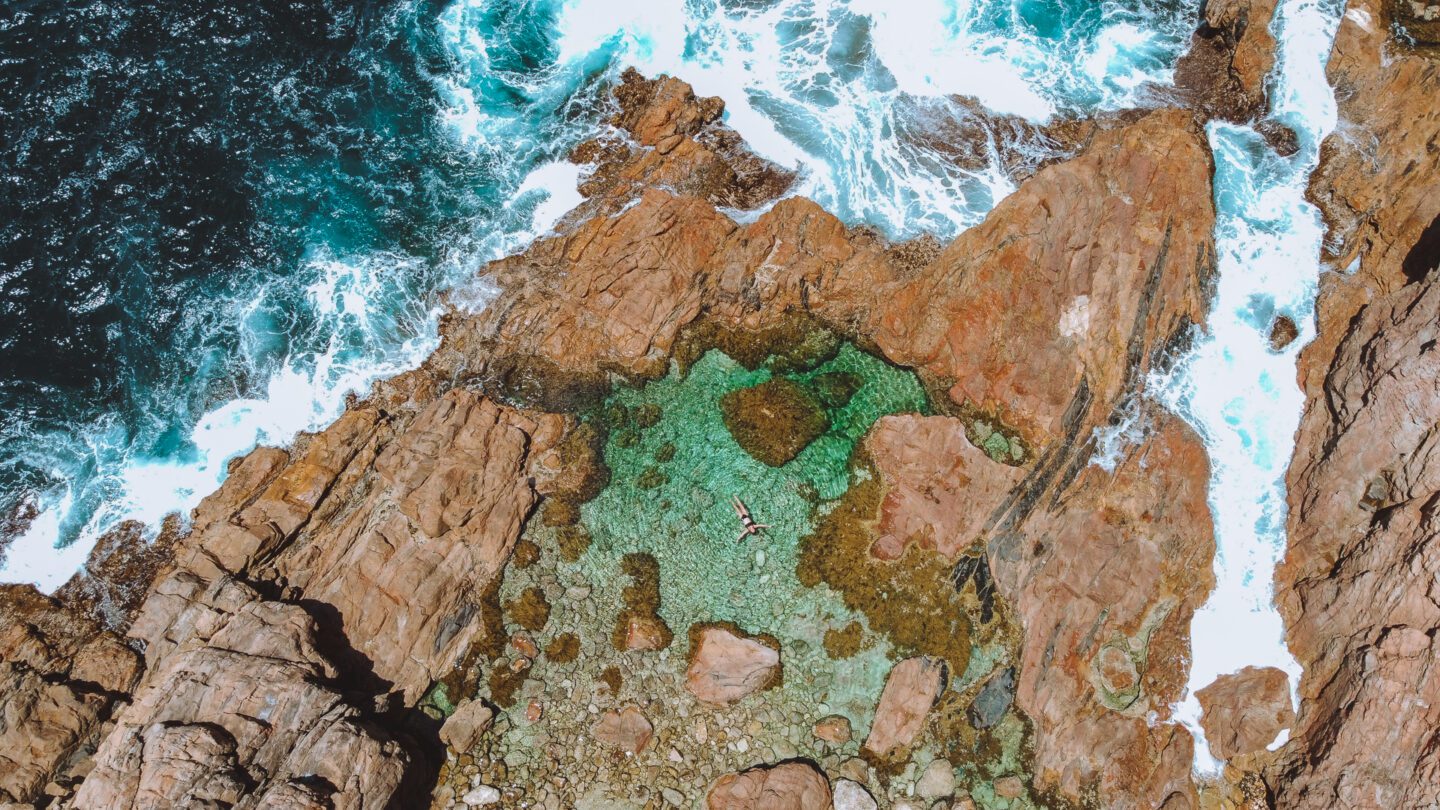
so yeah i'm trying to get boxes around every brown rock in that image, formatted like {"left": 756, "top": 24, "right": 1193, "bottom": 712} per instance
{"left": 440, "top": 699, "right": 496, "bottom": 753}
{"left": 1173, "top": 0, "right": 1280, "bottom": 121}
{"left": 1270, "top": 2, "right": 1440, "bottom": 806}
{"left": 591, "top": 706, "right": 654, "bottom": 755}
{"left": 1196, "top": 667, "right": 1294, "bottom": 760}
{"left": 813, "top": 715, "right": 852, "bottom": 744}
{"left": 994, "top": 776, "right": 1026, "bottom": 799}
{"left": 1268, "top": 315, "right": 1299, "bottom": 350}
{"left": 685, "top": 626, "right": 781, "bottom": 705}
{"left": 719, "top": 378, "right": 828, "bottom": 467}
{"left": 706, "top": 761, "right": 831, "bottom": 810}
{"left": 863, "top": 657, "right": 945, "bottom": 758}
{"left": 865, "top": 415, "right": 1025, "bottom": 560}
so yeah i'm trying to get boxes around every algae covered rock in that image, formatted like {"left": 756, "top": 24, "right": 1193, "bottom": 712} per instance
{"left": 719, "top": 378, "right": 828, "bottom": 467}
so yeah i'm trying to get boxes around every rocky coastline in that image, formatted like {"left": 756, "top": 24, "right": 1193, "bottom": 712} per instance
{"left": 1, "top": 1, "right": 1437, "bottom": 808}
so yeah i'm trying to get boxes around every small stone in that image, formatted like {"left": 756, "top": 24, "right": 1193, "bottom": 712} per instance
{"left": 525, "top": 700, "right": 544, "bottom": 723}
{"left": 511, "top": 633, "right": 540, "bottom": 658}
{"left": 565, "top": 584, "right": 592, "bottom": 601}
{"left": 968, "top": 668, "right": 1015, "bottom": 730}
{"left": 813, "top": 714, "right": 852, "bottom": 744}
{"left": 668, "top": 748, "right": 684, "bottom": 762}
{"left": 662, "top": 787, "right": 685, "bottom": 806}
{"left": 462, "top": 785, "right": 501, "bottom": 806}
{"left": 510, "top": 657, "right": 531, "bottom": 672}
{"left": 917, "top": 759, "right": 956, "bottom": 799}
{"left": 833, "top": 779, "right": 878, "bottom": 810}
{"left": 839, "top": 757, "right": 870, "bottom": 784}
{"left": 1269, "top": 315, "right": 1300, "bottom": 350}
{"left": 994, "top": 776, "right": 1025, "bottom": 799}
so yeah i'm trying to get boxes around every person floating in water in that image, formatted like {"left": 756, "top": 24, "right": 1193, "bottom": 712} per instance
{"left": 731, "top": 495, "right": 771, "bottom": 542}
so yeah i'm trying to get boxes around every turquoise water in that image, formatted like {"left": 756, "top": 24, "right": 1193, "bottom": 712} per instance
{"left": 2, "top": 0, "right": 1201, "bottom": 589}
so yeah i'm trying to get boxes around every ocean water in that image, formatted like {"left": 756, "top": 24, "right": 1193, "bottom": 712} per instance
{"left": 0, "top": 0, "right": 1202, "bottom": 590}
{"left": 1155, "top": 0, "right": 1343, "bottom": 773}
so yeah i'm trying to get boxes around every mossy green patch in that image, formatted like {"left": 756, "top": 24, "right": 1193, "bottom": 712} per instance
{"left": 574, "top": 341, "right": 929, "bottom": 727}
{"left": 720, "top": 378, "right": 829, "bottom": 467}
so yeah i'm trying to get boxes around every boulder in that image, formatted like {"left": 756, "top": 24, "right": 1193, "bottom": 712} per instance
{"left": 685, "top": 626, "right": 781, "bottom": 705}
{"left": 863, "top": 657, "right": 945, "bottom": 758}
{"left": 592, "top": 706, "right": 654, "bottom": 755}
{"left": 831, "top": 779, "right": 877, "bottom": 810}
{"left": 1196, "top": 667, "right": 1293, "bottom": 760}
{"left": 706, "top": 762, "right": 831, "bottom": 810}
{"left": 440, "top": 699, "right": 496, "bottom": 752}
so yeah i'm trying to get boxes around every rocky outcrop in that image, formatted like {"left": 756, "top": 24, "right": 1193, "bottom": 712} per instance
{"left": 1196, "top": 666, "right": 1294, "bottom": 760}
{"left": 864, "top": 415, "right": 1024, "bottom": 561}
{"left": 1269, "top": 1, "right": 1440, "bottom": 806}
{"left": 0, "top": 64, "right": 1236, "bottom": 806}
{"left": 706, "top": 761, "right": 831, "bottom": 810}
{"left": 1174, "top": 0, "right": 1280, "bottom": 122}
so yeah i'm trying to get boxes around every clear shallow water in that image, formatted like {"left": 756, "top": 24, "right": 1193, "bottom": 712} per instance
{"left": 1154, "top": 0, "right": 1343, "bottom": 773}
{"left": 1, "top": 0, "right": 1200, "bottom": 590}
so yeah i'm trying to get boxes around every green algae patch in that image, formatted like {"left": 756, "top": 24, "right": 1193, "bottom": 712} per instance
{"left": 797, "top": 467, "right": 972, "bottom": 671}
{"left": 580, "top": 343, "right": 929, "bottom": 631}
{"left": 720, "top": 378, "right": 829, "bottom": 467}
{"left": 571, "top": 340, "right": 929, "bottom": 729}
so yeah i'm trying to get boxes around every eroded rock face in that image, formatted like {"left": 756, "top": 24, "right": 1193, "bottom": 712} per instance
{"left": 706, "top": 761, "right": 831, "bottom": 810}
{"left": 1197, "top": 666, "right": 1294, "bottom": 760}
{"left": 0, "top": 65, "right": 1241, "bottom": 805}
{"left": 685, "top": 626, "right": 781, "bottom": 705}
{"left": 1174, "top": 0, "right": 1280, "bottom": 122}
{"left": 1271, "top": 1, "right": 1440, "bottom": 806}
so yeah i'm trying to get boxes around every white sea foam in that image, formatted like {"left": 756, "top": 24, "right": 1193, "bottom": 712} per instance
{"left": 3, "top": 0, "right": 1204, "bottom": 594}
{"left": 1158, "top": 0, "right": 1342, "bottom": 774}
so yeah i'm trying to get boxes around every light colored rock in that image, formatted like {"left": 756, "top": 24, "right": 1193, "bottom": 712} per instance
{"left": 864, "top": 657, "right": 944, "bottom": 757}
{"left": 685, "top": 626, "right": 780, "bottom": 705}
{"left": 831, "top": 779, "right": 877, "bottom": 810}
{"left": 441, "top": 699, "right": 496, "bottom": 753}
{"left": 917, "top": 760, "right": 956, "bottom": 799}
{"left": 462, "top": 784, "right": 502, "bottom": 806}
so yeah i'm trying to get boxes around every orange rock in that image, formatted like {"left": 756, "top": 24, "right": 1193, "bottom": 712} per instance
{"left": 511, "top": 633, "right": 540, "bottom": 659}
{"left": 863, "top": 657, "right": 944, "bottom": 758}
{"left": 525, "top": 701, "right": 543, "bottom": 723}
{"left": 685, "top": 626, "right": 781, "bottom": 705}
{"left": 1196, "top": 667, "right": 1293, "bottom": 760}
{"left": 624, "top": 614, "right": 671, "bottom": 652}
{"left": 864, "top": 415, "right": 1024, "bottom": 560}
{"left": 706, "top": 761, "right": 831, "bottom": 810}
{"left": 813, "top": 715, "right": 852, "bottom": 744}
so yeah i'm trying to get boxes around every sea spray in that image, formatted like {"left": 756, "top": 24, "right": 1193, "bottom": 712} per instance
{"left": 2, "top": 0, "right": 1204, "bottom": 592}
{"left": 1155, "top": 0, "right": 1343, "bottom": 774}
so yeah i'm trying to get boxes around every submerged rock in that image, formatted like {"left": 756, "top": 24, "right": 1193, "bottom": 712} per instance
{"left": 719, "top": 378, "right": 828, "bottom": 467}
{"left": 592, "top": 706, "right": 654, "bottom": 755}
{"left": 685, "top": 626, "right": 781, "bottom": 705}
{"left": 864, "top": 657, "right": 945, "bottom": 758}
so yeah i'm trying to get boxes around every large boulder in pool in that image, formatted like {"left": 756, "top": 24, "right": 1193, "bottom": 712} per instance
{"left": 719, "top": 378, "right": 827, "bottom": 467}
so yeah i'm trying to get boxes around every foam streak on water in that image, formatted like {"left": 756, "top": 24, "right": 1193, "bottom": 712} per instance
{"left": 3, "top": 0, "right": 1200, "bottom": 592}
{"left": 1156, "top": 0, "right": 1343, "bottom": 774}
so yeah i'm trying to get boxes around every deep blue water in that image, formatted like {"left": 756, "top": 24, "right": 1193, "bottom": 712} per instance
{"left": 0, "top": 0, "right": 1200, "bottom": 587}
